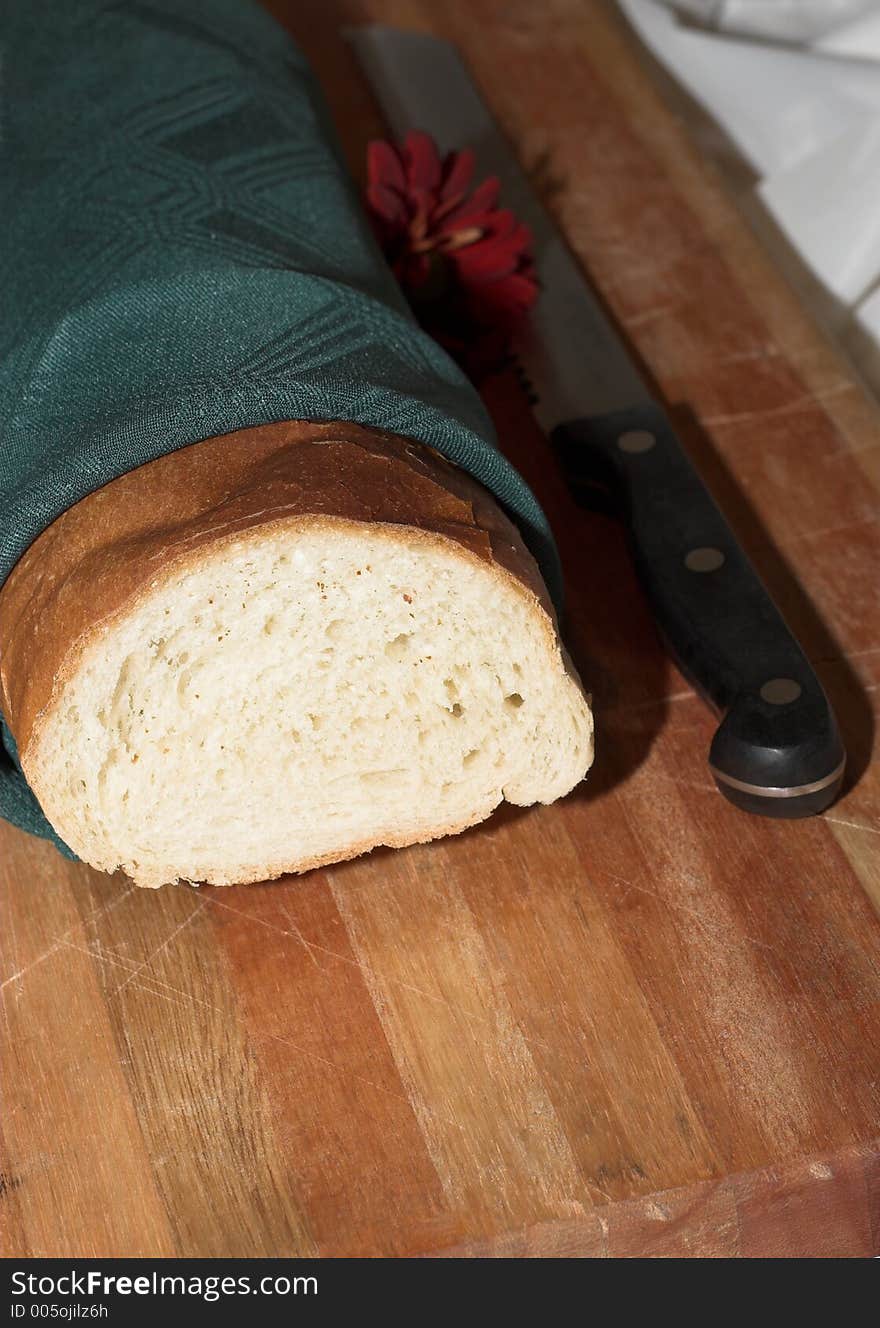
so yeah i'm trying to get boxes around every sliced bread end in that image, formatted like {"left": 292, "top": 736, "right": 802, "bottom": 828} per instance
{"left": 26, "top": 516, "right": 592, "bottom": 887}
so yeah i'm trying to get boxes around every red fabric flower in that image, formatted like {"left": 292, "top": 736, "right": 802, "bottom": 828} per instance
{"left": 365, "top": 131, "right": 538, "bottom": 380}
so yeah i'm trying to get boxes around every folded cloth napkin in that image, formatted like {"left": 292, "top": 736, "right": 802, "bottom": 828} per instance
{"left": 0, "top": 0, "right": 562, "bottom": 848}
{"left": 620, "top": 0, "right": 880, "bottom": 389}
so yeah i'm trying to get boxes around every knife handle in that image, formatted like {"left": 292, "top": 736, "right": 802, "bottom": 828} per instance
{"left": 552, "top": 404, "right": 846, "bottom": 817}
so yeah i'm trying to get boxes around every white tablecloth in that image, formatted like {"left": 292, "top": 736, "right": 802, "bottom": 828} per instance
{"left": 618, "top": 0, "right": 880, "bottom": 390}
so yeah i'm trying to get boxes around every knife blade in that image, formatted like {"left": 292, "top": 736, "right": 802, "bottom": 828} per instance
{"left": 349, "top": 25, "right": 846, "bottom": 817}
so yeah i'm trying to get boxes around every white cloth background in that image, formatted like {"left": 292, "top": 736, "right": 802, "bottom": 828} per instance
{"left": 618, "top": 0, "right": 880, "bottom": 391}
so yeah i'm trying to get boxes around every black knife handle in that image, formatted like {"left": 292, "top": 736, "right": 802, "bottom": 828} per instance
{"left": 552, "top": 404, "right": 846, "bottom": 817}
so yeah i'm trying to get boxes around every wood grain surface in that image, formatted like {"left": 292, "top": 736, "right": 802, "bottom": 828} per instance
{"left": 2, "top": 0, "right": 879, "bottom": 1258}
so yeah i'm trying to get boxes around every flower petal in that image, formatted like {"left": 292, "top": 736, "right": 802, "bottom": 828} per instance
{"left": 481, "top": 208, "right": 518, "bottom": 239}
{"left": 453, "top": 228, "right": 534, "bottom": 282}
{"left": 366, "top": 141, "right": 408, "bottom": 227}
{"left": 443, "top": 175, "right": 501, "bottom": 224}
{"left": 404, "top": 130, "right": 442, "bottom": 193}
{"left": 367, "top": 139, "right": 406, "bottom": 193}
{"left": 367, "top": 183, "right": 407, "bottom": 228}
{"left": 439, "top": 147, "right": 475, "bottom": 204}
{"left": 483, "top": 271, "right": 540, "bottom": 314}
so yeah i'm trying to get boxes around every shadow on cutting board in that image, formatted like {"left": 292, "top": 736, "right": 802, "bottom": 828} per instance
{"left": 482, "top": 372, "right": 672, "bottom": 806}
{"left": 671, "top": 404, "right": 874, "bottom": 798}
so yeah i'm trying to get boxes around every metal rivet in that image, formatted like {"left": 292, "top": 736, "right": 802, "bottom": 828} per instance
{"left": 760, "top": 678, "right": 802, "bottom": 705}
{"left": 684, "top": 546, "right": 725, "bottom": 573}
{"left": 617, "top": 429, "right": 656, "bottom": 454}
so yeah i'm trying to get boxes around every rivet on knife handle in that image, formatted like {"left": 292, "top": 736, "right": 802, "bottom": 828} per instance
{"left": 553, "top": 404, "right": 846, "bottom": 817}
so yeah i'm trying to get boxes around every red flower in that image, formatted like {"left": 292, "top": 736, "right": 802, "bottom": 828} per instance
{"left": 365, "top": 131, "right": 538, "bottom": 379}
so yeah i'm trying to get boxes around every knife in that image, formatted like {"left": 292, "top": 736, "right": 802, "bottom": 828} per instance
{"left": 349, "top": 25, "right": 846, "bottom": 818}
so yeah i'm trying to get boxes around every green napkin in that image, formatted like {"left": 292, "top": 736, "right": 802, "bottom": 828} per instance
{"left": 0, "top": 0, "right": 562, "bottom": 848}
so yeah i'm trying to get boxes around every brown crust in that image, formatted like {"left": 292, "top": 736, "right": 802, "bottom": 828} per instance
{"left": 0, "top": 421, "right": 554, "bottom": 768}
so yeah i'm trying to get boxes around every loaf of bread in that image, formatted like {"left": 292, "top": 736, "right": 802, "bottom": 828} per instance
{"left": 0, "top": 423, "right": 592, "bottom": 887}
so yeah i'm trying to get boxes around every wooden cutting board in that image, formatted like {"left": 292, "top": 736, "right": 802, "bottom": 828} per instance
{"left": 2, "top": 0, "right": 878, "bottom": 1259}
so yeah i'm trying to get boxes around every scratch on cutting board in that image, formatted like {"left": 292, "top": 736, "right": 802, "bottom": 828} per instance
{"left": 111, "top": 899, "right": 208, "bottom": 996}
{"left": 823, "top": 816, "right": 880, "bottom": 836}
{"left": 621, "top": 304, "right": 677, "bottom": 329}
{"left": 775, "top": 515, "right": 879, "bottom": 546}
{"left": 61, "top": 939, "right": 472, "bottom": 1130}
{"left": 711, "top": 347, "right": 783, "bottom": 366}
{"left": 630, "top": 771, "right": 720, "bottom": 796}
{"left": 277, "top": 899, "right": 324, "bottom": 971}
{"left": 0, "top": 885, "right": 136, "bottom": 997}
{"left": 833, "top": 644, "right": 880, "bottom": 659}
{"left": 808, "top": 1160, "right": 834, "bottom": 1180}
{"left": 702, "top": 382, "right": 852, "bottom": 428}
{"left": 1, "top": 946, "right": 66, "bottom": 995}
{"left": 598, "top": 868, "right": 790, "bottom": 962}
{"left": 605, "top": 690, "right": 696, "bottom": 714}
{"left": 204, "top": 893, "right": 555, "bottom": 1055}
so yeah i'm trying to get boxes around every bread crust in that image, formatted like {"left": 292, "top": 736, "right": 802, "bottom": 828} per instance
{"left": 0, "top": 422, "right": 557, "bottom": 778}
